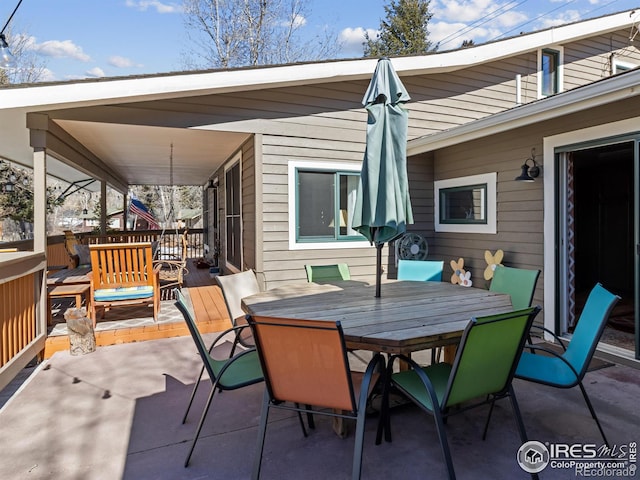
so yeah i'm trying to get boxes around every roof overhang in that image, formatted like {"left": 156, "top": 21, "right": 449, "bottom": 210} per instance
{"left": 407, "top": 68, "right": 640, "bottom": 156}
{"left": 0, "top": 8, "right": 636, "bottom": 191}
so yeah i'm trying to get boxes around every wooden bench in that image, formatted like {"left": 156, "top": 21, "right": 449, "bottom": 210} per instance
{"left": 89, "top": 242, "right": 161, "bottom": 324}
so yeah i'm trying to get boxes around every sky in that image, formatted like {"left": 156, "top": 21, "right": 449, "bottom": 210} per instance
{"left": 3, "top": 0, "right": 640, "bottom": 82}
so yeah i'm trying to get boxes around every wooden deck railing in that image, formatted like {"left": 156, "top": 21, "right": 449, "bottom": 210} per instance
{"left": 0, "top": 254, "right": 47, "bottom": 391}
{"left": 76, "top": 229, "right": 206, "bottom": 259}
{"left": 1, "top": 273, "right": 37, "bottom": 367}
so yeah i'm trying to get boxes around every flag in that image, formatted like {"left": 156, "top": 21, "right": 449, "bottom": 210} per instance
{"left": 129, "top": 195, "right": 159, "bottom": 229}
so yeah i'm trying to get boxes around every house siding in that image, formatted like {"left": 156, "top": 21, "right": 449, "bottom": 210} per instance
{"left": 164, "top": 28, "right": 639, "bottom": 288}
{"left": 424, "top": 93, "right": 640, "bottom": 312}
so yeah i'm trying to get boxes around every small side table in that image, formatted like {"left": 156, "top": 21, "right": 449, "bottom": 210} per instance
{"left": 48, "top": 284, "right": 92, "bottom": 326}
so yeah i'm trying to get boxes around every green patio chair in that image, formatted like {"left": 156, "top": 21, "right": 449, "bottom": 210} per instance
{"left": 515, "top": 283, "right": 620, "bottom": 445}
{"left": 181, "top": 270, "right": 261, "bottom": 427}
{"left": 397, "top": 259, "right": 444, "bottom": 282}
{"left": 489, "top": 265, "right": 540, "bottom": 310}
{"left": 248, "top": 314, "right": 385, "bottom": 480}
{"left": 377, "top": 306, "right": 541, "bottom": 480}
{"left": 304, "top": 263, "right": 351, "bottom": 282}
{"left": 174, "top": 289, "right": 264, "bottom": 467}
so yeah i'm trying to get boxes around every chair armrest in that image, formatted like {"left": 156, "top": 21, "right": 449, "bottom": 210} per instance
{"left": 358, "top": 353, "right": 386, "bottom": 410}
{"left": 528, "top": 324, "right": 567, "bottom": 351}
{"left": 207, "top": 323, "right": 254, "bottom": 357}
{"left": 388, "top": 354, "right": 442, "bottom": 409}
{"left": 520, "top": 344, "right": 580, "bottom": 381}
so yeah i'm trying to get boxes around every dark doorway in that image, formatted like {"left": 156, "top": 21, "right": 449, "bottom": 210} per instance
{"left": 572, "top": 142, "right": 635, "bottom": 352}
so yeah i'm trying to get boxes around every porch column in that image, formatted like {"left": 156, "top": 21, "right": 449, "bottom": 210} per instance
{"left": 33, "top": 147, "right": 48, "bottom": 336}
{"left": 100, "top": 181, "right": 107, "bottom": 234}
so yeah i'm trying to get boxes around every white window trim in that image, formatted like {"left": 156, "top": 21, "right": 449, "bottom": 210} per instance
{"left": 613, "top": 59, "right": 637, "bottom": 74}
{"left": 543, "top": 116, "right": 640, "bottom": 343}
{"left": 288, "top": 160, "right": 371, "bottom": 250}
{"left": 434, "top": 172, "right": 497, "bottom": 234}
{"left": 537, "top": 46, "right": 564, "bottom": 99}
{"left": 224, "top": 151, "right": 242, "bottom": 273}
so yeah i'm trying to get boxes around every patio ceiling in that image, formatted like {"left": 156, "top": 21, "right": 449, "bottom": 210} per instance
{"left": 52, "top": 119, "right": 251, "bottom": 188}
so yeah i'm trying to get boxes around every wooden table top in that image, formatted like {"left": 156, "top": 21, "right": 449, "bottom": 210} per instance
{"left": 46, "top": 266, "right": 91, "bottom": 286}
{"left": 241, "top": 280, "right": 513, "bottom": 354}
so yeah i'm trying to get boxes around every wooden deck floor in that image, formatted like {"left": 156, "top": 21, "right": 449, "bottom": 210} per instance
{"left": 43, "top": 260, "right": 231, "bottom": 358}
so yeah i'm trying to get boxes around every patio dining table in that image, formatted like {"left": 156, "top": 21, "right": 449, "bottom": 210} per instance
{"left": 241, "top": 279, "right": 513, "bottom": 356}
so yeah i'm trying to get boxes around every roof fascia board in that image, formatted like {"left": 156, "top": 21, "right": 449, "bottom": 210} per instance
{"left": 0, "top": 11, "right": 635, "bottom": 111}
{"left": 406, "top": 69, "right": 640, "bottom": 156}
{"left": 393, "top": 10, "right": 637, "bottom": 76}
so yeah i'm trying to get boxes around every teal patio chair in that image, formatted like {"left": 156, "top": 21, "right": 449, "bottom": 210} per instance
{"left": 174, "top": 289, "right": 264, "bottom": 467}
{"left": 397, "top": 259, "right": 444, "bottom": 282}
{"left": 377, "top": 306, "right": 541, "bottom": 480}
{"left": 248, "top": 314, "right": 384, "bottom": 480}
{"left": 397, "top": 259, "right": 446, "bottom": 361}
{"left": 489, "top": 265, "right": 540, "bottom": 309}
{"left": 304, "top": 263, "right": 351, "bottom": 282}
{"left": 515, "top": 283, "right": 620, "bottom": 445}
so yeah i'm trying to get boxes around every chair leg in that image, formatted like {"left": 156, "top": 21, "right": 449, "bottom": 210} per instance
{"left": 482, "top": 396, "right": 497, "bottom": 440}
{"left": 294, "top": 403, "right": 308, "bottom": 437}
{"left": 507, "top": 386, "right": 528, "bottom": 444}
{"left": 184, "top": 384, "right": 218, "bottom": 467}
{"left": 433, "top": 411, "right": 456, "bottom": 480}
{"left": 183, "top": 340, "right": 220, "bottom": 423}
{"left": 508, "top": 387, "right": 540, "bottom": 480}
{"left": 252, "top": 389, "right": 271, "bottom": 480}
{"left": 351, "top": 409, "right": 367, "bottom": 480}
{"left": 578, "top": 381, "right": 609, "bottom": 446}
{"left": 182, "top": 365, "right": 206, "bottom": 424}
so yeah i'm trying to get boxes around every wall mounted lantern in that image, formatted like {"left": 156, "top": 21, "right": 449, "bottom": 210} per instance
{"left": 515, "top": 148, "right": 541, "bottom": 182}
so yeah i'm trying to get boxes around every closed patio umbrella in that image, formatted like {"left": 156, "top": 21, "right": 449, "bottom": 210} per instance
{"left": 353, "top": 57, "right": 414, "bottom": 297}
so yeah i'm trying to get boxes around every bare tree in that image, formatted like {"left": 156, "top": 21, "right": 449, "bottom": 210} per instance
{"left": 182, "top": 0, "right": 339, "bottom": 68}
{"left": 0, "top": 28, "right": 48, "bottom": 85}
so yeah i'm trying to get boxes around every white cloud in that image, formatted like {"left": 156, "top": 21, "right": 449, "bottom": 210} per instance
{"left": 430, "top": 0, "right": 529, "bottom": 49}
{"left": 539, "top": 10, "right": 581, "bottom": 28}
{"left": 34, "top": 40, "right": 91, "bottom": 62}
{"left": 339, "top": 27, "right": 377, "bottom": 56}
{"left": 38, "top": 68, "right": 56, "bottom": 82}
{"left": 108, "top": 55, "right": 143, "bottom": 68}
{"left": 434, "top": 0, "right": 492, "bottom": 22}
{"left": 292, "top": 14, "right": 307, "bottom": 28}
{"left": 85, "top": 67, "right": 106, "bottom": 78}
{"left": 125, "top": 0, "right": 183, "bottom": 13}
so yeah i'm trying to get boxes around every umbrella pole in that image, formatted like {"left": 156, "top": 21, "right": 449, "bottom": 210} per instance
{"left": 375, "top": 242, "right": 383, "bottom": 298}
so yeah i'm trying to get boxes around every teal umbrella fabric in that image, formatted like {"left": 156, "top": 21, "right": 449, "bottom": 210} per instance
{"left": 352, "top": 58, "right": 414, "bottom": 296}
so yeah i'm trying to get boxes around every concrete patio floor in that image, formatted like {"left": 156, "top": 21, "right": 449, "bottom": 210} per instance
{"left": 1, "top": 334, "right": 639, "bottom": 480}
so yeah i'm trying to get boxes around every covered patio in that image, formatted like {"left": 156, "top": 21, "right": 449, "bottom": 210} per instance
{"left": 0, "top": 329, "right": 638, "bottom": 479}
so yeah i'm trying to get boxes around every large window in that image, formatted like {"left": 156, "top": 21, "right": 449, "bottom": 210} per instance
{"left": 539, "top": 48, "right": 562, "bottom": 98}
{"left": 288, "top": 161, "right": 368, "bottom": 250}
{"left": 434, "top": 173, "right": 497, "bottom": 234}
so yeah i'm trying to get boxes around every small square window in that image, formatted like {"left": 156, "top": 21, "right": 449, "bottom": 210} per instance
{"left": 439, "top": 184, "right": 487, "bottom": 224}
{"left": 434, "top": 173, "right": 497, "bottom": 234}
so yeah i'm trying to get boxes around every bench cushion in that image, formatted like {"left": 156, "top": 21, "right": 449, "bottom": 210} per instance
{"left": 94, "top": 285, "right": 155, "bottom": 302}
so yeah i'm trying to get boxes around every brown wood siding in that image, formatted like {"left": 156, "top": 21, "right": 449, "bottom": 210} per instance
{"left": 189, "top": 28, "right": 639, "bottom": 288}
{"left": 241, "top": 138, "right": 256, "bottom": 271}
{"left": 425, "top": 93, "right": 640, "bottom": 309}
